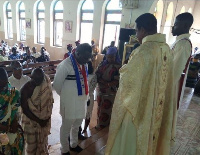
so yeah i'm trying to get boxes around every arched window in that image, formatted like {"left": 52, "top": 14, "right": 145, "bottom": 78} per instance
{"left": 53, "top": 0, "right": 63, "bottom": 46}
{"left": 80, "top": 0, "right": 94, "bottom": 44}
{"left": 102, "top": 0, "right": 122, "bottom": 48}
{"left": 37, "top": 1, "right": 45, "bottom": 44}
{"left": 154, "top": 0, "right": 163, "bottom": 32}
{"left": 180, "top": 6, "right": 185, "bottom": 13}
{"left": 6, "top": 2, "right": 13, "bottom": 39}
{"left": 19, "top": 2, "right": 26, "bottom": 41}
{"left": 163, "top": 2, "right": 173, "bottom": 42}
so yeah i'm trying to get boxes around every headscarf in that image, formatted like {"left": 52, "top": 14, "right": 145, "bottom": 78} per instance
{"left": 102, "top": 47, "right": 121, "bottom": 65}
{"left": 67, "top": 44, "right": 72, "bottom": 48}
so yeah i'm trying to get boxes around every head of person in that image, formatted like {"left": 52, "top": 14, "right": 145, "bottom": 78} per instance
{"left": 12, "top": 47, "right": 17, "bottom": 55}
{"left": 75, "top": 43, "right": 92, "bottom": 65}
{"left": 172, "top": 12, "right": 193, "bottom": 36}
{"left": 11, "top": 61, "right": 23, "bottom": 80}
{"left": 0, "top": 68, "right": 8, "bottom": 93}
{"left": 30, "top": 68, "right": 44, "bottom": 86}
{"left": 75, "top": 40, "right": 80, "bottom": 46}
{"left": 67, "top": 44, "right": 73, "bottom": 52}
{"left": 110, "top": 41, "right": 115, "bottom": 47}
{"left": 91, "top": 39, "right": 95, "bottom": 45}
{"left": 135, "top": 13, "right": 157, "bottom": 44}
{"left": 41, "top": 47, "right": 45, "bottom": 55}
{"left": 26, "top": 46, "right": 31, "bottom": 56}
{"left": 32, "top": 47, "right": 37, "bottom": 53}
{"left": 105, "top": 47, "right": 121, "bottom": 64}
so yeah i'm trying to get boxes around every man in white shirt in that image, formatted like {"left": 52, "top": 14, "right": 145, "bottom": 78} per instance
{"left": 8, "top": 61, "right": 31, "bottom": 90}
{"left": 53, "top": 43, "right": 92, "bottom": 155}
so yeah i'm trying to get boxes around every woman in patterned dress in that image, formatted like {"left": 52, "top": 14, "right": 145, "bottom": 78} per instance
{"left": 95, "top": 47, "right": 121, "bottom": 129}
{"left": 0, "top": 68, "right": 24, "bottom": 155}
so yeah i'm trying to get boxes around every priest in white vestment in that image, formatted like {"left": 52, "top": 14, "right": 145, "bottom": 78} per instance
{"left": 105, "top": 13, "right": 173, "bottom": 155}
{"left": 169, "top": 12, "right": 193, "bottom": 145}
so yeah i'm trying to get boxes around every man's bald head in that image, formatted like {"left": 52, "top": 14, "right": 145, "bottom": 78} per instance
{"left": 31, "top": 68, "right": 44, "bottom": 86}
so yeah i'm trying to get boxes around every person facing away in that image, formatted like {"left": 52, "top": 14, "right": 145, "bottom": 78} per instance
{"left": 0, "top": 68, "right": 24, "bottom": 155}
{"left": 36, "top": 47, "right": 50, "bottom": 62}
{"left": 53, "top": 43, "right": 92, "bottom": 155}
{"left": 9, "top": 47, "right": 21, "bottom": 60}
{"left": 8, "top": 61, "right": 31, "bottom": 91}
{"left": 64, "top": 44, "right": 73, "bottom": 59}
{"left": 169, "top": 12, "right": 193, "bottom": 145}
{"left": 105, "top": 13, "right": 172, "bottom": 155}
{"left": 20, "top": 68, "right": 54, "bottom": 155}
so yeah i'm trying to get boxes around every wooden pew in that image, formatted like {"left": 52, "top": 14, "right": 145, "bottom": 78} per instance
{"left": 0, "top": 60, "right": 62, "bottom": 81}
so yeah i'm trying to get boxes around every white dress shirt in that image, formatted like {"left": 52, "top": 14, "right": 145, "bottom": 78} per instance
{"left": 8, "top": 75, "right": 31, "bottom": 91}
{"left": 53, "top": 58, "right": 88, "bottom": 119}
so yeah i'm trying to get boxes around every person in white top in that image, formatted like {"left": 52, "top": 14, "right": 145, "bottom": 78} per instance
{"left": 8, "top": 61, "right": 31, "bottom": 91}
{"left": 53, "top": 43, "right": 92, "bottom": 155}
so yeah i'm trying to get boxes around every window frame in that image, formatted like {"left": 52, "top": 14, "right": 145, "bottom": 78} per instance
{"left": 102, "top": 0, "right": 122, "bottom": 48}
{"left": 79, "top": 0, "right": 94, "bottom": 42}
{"left": 53, "top": 0, "right": 63, "bottom": 47}
{"left": 19, "top": 1, "right": 26, "bottom": 41}
{"left": 37, "top": 1, "right": 45, "bottom": 44}
{"left": 6, "top": 2, "right": 13, "bottom": 39}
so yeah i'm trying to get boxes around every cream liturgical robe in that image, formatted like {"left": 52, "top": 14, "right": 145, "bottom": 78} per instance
{"left": 105, "top": 33, "right": 173, "bottom": 155}
{"left": 170, "top": 33, "right": 192, "bottom": 143}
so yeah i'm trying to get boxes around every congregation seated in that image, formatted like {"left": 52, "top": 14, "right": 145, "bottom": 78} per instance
{"left": 32, "top": 47, "right": 41, "bottom": 59}
{"left": 0, "top": 48, "right": 8, "bottom": 62}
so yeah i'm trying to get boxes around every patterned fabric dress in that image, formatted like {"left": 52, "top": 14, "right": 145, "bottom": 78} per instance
{"left": 96, "top": 62, "right": 121, "bottom": 128}
{"left": 0, "top": 87, "right": 24, "bottom": 155}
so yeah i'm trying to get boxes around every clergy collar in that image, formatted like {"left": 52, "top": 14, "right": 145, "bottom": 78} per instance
{"left": 176, "top": 33, "right": 190, "bottom": 41}
{"left": 142, "top": 33, "right": 166, "bottom": 44}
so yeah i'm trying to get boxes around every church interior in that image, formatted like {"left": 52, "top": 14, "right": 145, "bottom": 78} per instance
{"left": 0, "top": 0, "right": 200, "bottom": 155}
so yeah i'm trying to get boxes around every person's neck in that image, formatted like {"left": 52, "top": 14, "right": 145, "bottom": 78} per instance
{"left": 13, "top": 74, "right": 21, "bottom": 80}
{"left": 177, "top": 31, "right": 189, "bottom": 36}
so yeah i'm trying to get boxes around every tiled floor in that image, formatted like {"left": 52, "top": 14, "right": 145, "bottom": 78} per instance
{"left": 48, "top": 88, "right": 200, "bottom": 155}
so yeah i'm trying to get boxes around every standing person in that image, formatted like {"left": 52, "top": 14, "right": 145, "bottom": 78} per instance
{"left": 0, "top": 68, "right": 24, "bottom": 155}
{"left": 95, "top": 47, "right": 121, "bottom": 130}
{"left": 105, "top": 13, "right": 172, "bottom": 155}
{"left": 8, "top": 61, "right": 31, "bottom": 91}
{"left": 53, "top": 43, "right": 92, "bottom": 155}
{"left": 170, "top": 12, "right": 193, "bottom": 145}
{"left": 64, "top": 44, "right": 73, "bottom": 59}
{"left": 21, "top": 68, "right": 54, "bottom": 155}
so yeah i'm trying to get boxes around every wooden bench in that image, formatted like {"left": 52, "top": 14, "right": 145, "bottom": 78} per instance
{"left": 0, "top": 60, "right": 62, "bottom": 81}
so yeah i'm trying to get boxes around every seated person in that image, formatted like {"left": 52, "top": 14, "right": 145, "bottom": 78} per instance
{"left": 0, "top": 68, "right": 24, "bottom": 154}
{"left": 36, "top": 47, "right": 50, "bottom": 62}
{"left": 0, "top": 48, "right": 8, "bottom": 62}
{"left": 9, "top": 47, "right": 21, "bottom": 60}
{"left": 8, "top": 61, "right": 31, "bottom": 91}
{"left": 32, "top": 47, "right": 41, "bottom": 59}
{"left": 22, "top": 46, "right": 36, "bottom": 64}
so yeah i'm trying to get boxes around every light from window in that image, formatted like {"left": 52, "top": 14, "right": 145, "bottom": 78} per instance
{"left": 103, "top": 0, "right": 122, "bottom": 48}
{"left": 19, "top": 2, "right": 26, "bottom": 41}
{"left": 80, "top": 0, "right": 94, "bottom": 44}
{"left": 37, "top": 1, "right": 45, "bottom": 44}
{"left": 53, "top": 0, "right": 63, "bottom": 46}
{"left": 6, "top": 2, "right": 13, "bottom": 39}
